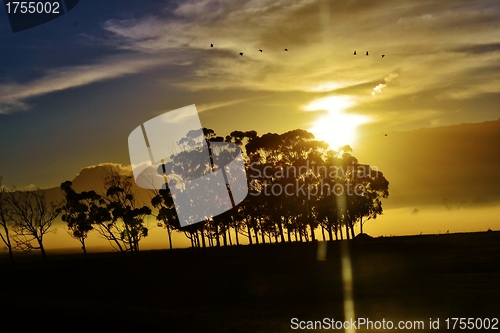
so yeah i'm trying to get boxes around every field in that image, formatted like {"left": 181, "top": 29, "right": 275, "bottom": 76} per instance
{"left": 1, "top": 231, "right": 499, "bottom": 332}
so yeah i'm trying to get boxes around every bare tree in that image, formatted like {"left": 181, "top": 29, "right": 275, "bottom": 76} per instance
{"left": 0, "top": 177, "right": 15, "bottom": 264}
{"left": 5, "top": 188, "right": 59, "bottom": 261}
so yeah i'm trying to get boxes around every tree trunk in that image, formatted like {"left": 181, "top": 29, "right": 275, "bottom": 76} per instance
{"left": 200, "top": 230, "right": 206, "bottom": 248}
{"left": 310, "top": 223, "right": 316, "bottom": 241}
{"left": 102, "top": 223, "right": 124, "bottom": 252}
{"left": 253, "top": 225, "right": 259, "bottom": 244}
{"left": 8, "top": 244, "right": 14, "bottom": 264}
{"left": 123, "top": 220, "right": 134, "bottom": 251}
{"left": 222, "top": 225, "right": 227, "bottom": 247}
{"left": 215, "top": 224, "right": 221, "bottom": 247}
{"left": 246, "top": 222, "right": 253, "bottom": 245}
{"left": 259, "top": 221, "right": 265, "bottom": 244}
{"left": 1, "top": 224, "right": 14, "bottom": 264}
{"left": 167, "top": 227, "right": 173, "bottom": 250}
{"left": 277, "top": 221, "right": 285, "bottom": 243}
{"left": 38, "top": 238, "right": 47, "bottom": 262}
{"left": 113, "top": 235, "right": 125, "bottom": 252}
{"left": 81, "top": 238, "right": 87, "bottom": 259}
{"left": 195, "top": 230, "right": 200, "bottom": 248}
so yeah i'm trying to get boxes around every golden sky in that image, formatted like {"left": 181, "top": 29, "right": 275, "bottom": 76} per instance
{"left": 0, "top": 1, "right": 499, "bottom": 249}
{"left": 1, "top": 0, "right": 499, "bottom": 189}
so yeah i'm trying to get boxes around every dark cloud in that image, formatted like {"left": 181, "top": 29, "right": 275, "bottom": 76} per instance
{"left": 454, "top": 43, "right": 500, "bottom": 55}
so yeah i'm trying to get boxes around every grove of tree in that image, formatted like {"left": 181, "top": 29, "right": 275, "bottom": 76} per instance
{"left": 0, "top": 128, "right": 389, "bottom": 260}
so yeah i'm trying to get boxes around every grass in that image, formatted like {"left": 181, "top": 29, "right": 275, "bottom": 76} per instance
{"left": 1, "top": 231, "right": 499, "bottom": 332}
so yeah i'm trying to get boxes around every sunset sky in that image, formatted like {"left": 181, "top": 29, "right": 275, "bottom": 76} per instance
{"left": 1, "top": 1, "right": 499, "bottom": 248}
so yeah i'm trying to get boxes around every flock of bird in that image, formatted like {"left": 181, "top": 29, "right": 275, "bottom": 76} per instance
{"left": 210, "top": 43, "right": 385, "bottom": 58}
{"left": 210, "top": 43, "right": 387, "bottom": 137}
{"left": 210, "top": 43, "right": 288, "bottom": 56}
{"left": 355, "top": 50, "right": 385, "bottom": 57}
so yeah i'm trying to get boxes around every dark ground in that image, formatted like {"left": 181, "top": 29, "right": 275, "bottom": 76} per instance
{"left": 1, "top": 231, "right": 499, "bottom": 332}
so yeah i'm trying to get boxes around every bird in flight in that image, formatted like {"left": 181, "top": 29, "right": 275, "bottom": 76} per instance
{"left": 385, "top": 134, "right": 388, "bottom": 137}
{"left": 284, "top": 48, "right": 288, "bottom": 51}
{"left": 210, "top": 43, "right": 213, "bottom": 47}
{"left": 366, "top": 51, "right": 369, "bottom": 56}
{"left": 239, "top": 52, "right": 244, "bottom": 56}
{"left": 382, "top": 54, "right": 385, "bottom": 58}
{"left": 353, "top": 51, "right": 356, "bottom": 55}
{"left": 259, "top": 49, "right": 263, "bottom": 52}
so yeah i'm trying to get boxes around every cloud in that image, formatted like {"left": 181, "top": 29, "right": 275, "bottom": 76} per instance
{"left": 197, "top": 96, "right": 270, "bottom": 113}
{"left": 0, "top": 55, "right": 168, "bottom": 114}
{"left": 98, "top": 0, "right": 500, "bottom": 101}
{"left": 101, "top": 0, "right": 315, "bottom": 54}
{"left": 24, "top": 184, "right": 37, "bottom": 190}
{"left": 101, "top": 0, "right": 363, "bottom": 92}
{"left": 453, "top": 43, "right": 500, "bottom": 55}
{"left": 372, "top": 72, "right": 399, "bottom": 97}
{"left": 4, "top": 0, "right": 500, "bottom": 125}
{"left": 85, "top": 162, "right": 133, "bottom": 174}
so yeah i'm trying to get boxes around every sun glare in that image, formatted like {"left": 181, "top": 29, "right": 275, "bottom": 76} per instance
{"left": 305, "top": 96, "right": 370, "bottom": 150}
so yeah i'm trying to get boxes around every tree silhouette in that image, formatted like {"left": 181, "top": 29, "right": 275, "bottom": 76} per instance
{"left": 144, "top": 127, "right": 388, "bottom": 248}
{"left": 244, "top": 129, "right": 333, "bottom": 242}
{"left": 59, "top": 181, "right": 110, "bottom": 257}
{"left": 152, "top": 127, "right": 249, "bottom": 248}
{"left": 151, "top": 186, "right": 180, "bottom": 250}
{"left": 338, "top": 147, "right": 389, "bottom": 237}
{"left": 5, "top": 189, "right": 58, "bottom": 261}
{"left": 316, "top": 193, "right": 342, "bottom": 240}
{"left": 102, "top": 168, "right": 151, "bottom": 252}
{"left": 0, "top": 177, "right": 15, "bottom": 264}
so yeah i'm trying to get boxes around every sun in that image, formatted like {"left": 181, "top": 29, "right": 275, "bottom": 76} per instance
{"left": 304, "top": 96, "right": 370, "bottom": 150}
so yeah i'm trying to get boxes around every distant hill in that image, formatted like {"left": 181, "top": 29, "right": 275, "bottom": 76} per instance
{"left": 354, "top": 119, "right": 500, "bottom": 208}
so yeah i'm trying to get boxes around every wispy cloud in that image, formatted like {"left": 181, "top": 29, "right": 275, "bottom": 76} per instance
{"left": 4, "top": 0, "right": 500, "bottom": 123}
{"left": 197, "top": 95, "right": 270, "bottom": 113}
{"left": 0, "top": 55, "right": 167, "bottom": 114}
{"left": 99, "top": 0, "right": 500, "bottom": 102}
{"left": 372, "top": 73, "right": 399, "bottom": 97}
